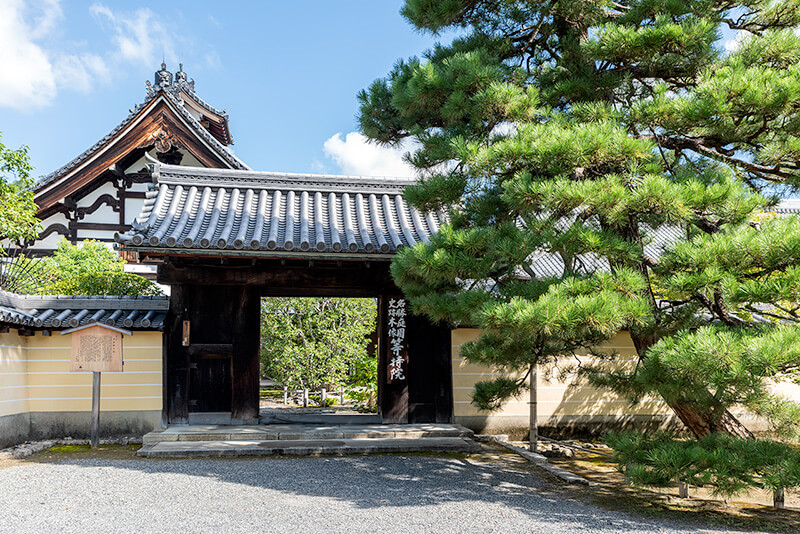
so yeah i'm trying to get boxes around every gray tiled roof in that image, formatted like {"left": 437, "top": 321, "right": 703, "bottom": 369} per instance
{"left": 35, "top": 78, "right": 248, "bottom": 191}
{"left": 116, "top": 163, "right": 800, "bottom": 270}
{"left": 523, "top": 223, "right": 686, "bottom": 278}
{"left": 773, "top": 198, "right": 800, "bottom": 214}
{"left": 0, "top": 290, "right": 168, "bottom": 330}
{"left": 522, "top": 202, "right": 796, "bottom": 278}
{"left": 116, "top": 163, "right": 444, "bottom": 258}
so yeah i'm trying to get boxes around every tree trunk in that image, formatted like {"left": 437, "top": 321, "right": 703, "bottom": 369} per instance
{"left": 612, "top": 214, "right": 755, "bottom": 440}
{"left": 629, "top": 330, "right": 754, "bottom": 439}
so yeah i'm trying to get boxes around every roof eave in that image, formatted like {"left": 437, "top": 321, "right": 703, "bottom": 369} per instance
{"left": 119, "top": 245, "right": 396, "bottom": 262}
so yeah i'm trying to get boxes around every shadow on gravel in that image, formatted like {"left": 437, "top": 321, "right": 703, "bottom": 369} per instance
{"left": 17, "top": 446, "right": 666, "bottom": 532}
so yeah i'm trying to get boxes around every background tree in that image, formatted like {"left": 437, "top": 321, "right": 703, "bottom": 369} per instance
{"left": 359, "top": 1, "right": 800, "bottom": 439}
{"left": 260, "top": 297, "right": 377, "bottom": 398}
{"left": 0, "top": 134, "right": 41, "bottom": 248}
{"left": 43, "top": 239, "right": 162, "bottom": 296}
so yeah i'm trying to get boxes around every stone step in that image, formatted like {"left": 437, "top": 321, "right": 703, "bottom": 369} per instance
{"left": 142, "top": 424, "right": 474, "bottom": 445}
{"left": 259, "top": 413, "right": 381, "bottom": 425}
{"left": 137, "top": 437, "right": 481, "bottom": 458}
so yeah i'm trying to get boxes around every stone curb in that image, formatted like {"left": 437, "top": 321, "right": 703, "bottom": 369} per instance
{"left": 481, "top": 436, "right": 590, "bottom": 486}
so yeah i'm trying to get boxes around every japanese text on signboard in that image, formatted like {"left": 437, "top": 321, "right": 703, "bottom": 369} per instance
{"left": 69, "top": 326, "right": 124, "bottom": 372}
{"left": 387, "top": 298, "right": 407, "bottom": 383}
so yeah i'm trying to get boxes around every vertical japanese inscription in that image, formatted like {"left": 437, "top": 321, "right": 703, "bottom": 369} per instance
{"left": 79, "top": 335, "right": 116, "bottom": 363}
{"left": 387, "top": 298, "right": 407, "bottom": 383}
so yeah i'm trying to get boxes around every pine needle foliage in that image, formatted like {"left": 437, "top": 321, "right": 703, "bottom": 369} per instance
{"left": 359, "top": 1, "right": 800, "bottom": 438}
{"left": 606, "top": 431, "right": 800, "bottom": 500}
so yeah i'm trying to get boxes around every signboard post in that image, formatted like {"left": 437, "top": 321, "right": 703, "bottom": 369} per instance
{"left": 62, "top": 323, "right": 131, "bottom": 449}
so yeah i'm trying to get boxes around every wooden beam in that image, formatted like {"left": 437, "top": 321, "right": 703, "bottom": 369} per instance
{"left": 231, "top": 287, "right": 260, "bottom": 423}
{"left": 157, "top": 260, "right": 398, "bottom": 292}
{"left": 379, "top": 294, "right": 409, "bottom": 423}
{"left": 108, "top": 162, "right": 125, "bottom": 179}
{"left": 164, "top": 284, "right": 190, "bottom": 424}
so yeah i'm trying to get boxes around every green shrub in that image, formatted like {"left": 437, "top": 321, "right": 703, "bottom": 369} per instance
{"left": 308, "top": 395, "right": 338, "bottom": 407}
{"left": 605, "top": 431, "right": 800, "bottom": 500}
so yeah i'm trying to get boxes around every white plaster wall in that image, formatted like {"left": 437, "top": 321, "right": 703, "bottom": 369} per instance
{"left": 79, "top": 205, "right": 118, "bottom": 225}
{"left": 125, "top": 198, "right": 147, "bottom": 226}
{"left": 32, "top": 213, "right": 70, "bottom": 250}
{"left": 76, "top": 181, "right": 118, "bottom": 206}
{"left": 75, "top": 229, "right": 118, "bottom": 242}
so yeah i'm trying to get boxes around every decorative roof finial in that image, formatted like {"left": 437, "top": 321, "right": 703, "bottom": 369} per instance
{"left": 154, "top": 62, "right": 172, "bottom": 87}
{"left": 176, "top": 62, "right": 188, "bottom": 84}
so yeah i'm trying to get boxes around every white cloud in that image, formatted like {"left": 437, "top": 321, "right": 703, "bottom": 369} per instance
{"left": 0, "top": 1, "right": 196, "bottom": 110}
{"left": 204, "top": 51, "right": 222, "bottom": 70}
{"left": 0, "top": 0, "right": 110, "bottom": 110}
{"left": 323, "top": 132, "right": 417, "bottom": 178}
{"left": 90, "top": 4, "right": 175, "bottom": 66}
{"left": 53, "top": 53, "right": 109, "bottom": 93}
{"left": 724, "top": 30, "right": 750, "bottom": 52}
{"left": 0, "top": 0, "right": 58, "bottom": 109}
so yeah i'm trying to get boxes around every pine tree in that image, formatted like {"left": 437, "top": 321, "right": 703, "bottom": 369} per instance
{"left": 358, "top": 1, "right": 800, "bottom": 438}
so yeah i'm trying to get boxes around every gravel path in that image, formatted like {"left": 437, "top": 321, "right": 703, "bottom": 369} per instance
{"left": 0, "top": 454, "right": 736, "bottom": 533}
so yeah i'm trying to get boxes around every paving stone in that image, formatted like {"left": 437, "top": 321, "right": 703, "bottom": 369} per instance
{"left": 138, "top": 437, "right": 481, "bottom": 458}
{"left": 277, "top": 432, "right": 345, "bottom": 440}
{"left": 178, "top": 433, "right": 232, "bottom": 441}
{"left": 142, "top": 423, "right": 472, "bottom": 444}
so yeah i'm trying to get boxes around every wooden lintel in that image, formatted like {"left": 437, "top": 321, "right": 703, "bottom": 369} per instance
{"left": 156, "top": 260, "right": 398, "bottom": 293}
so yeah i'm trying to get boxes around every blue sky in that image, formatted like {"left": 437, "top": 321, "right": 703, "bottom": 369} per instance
{"left": 0, "top": 1, "right": 454, "bottom": 179}
{"left": 0, "top": 1, "right": 748, "bottom": 182}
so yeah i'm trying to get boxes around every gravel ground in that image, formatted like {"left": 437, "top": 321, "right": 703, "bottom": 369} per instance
{"left": 0, "top": 454, "right": 737, "bottom": 533}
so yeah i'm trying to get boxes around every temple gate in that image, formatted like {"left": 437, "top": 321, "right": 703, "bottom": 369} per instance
{"left": 117, "top": 162, "right": 453, "bottom": 425}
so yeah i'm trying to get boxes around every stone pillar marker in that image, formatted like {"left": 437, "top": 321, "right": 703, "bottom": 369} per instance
{"left": 63, "top": 323, "right": 131, "bottom": 449}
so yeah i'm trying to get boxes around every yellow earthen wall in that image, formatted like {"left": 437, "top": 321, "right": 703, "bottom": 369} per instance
{"left": 0, "top": 331, "right": 29, "bottom": 418}
{"left": 451, "top": 328, "right": 672, "bottom": 424}
{"left": 0, "top": 330, "right": 162, "bottom": 415}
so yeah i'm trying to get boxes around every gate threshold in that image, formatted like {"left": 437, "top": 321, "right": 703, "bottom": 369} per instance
{"left": 138, "top": 423, "right": 478, "bottom": 457}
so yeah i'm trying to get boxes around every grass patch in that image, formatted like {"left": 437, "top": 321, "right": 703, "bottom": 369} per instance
{"left": 28, "top": 444, "right": 142, "bottom": 462}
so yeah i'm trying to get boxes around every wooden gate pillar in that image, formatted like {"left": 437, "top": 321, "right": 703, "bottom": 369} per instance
{"left": 231, "top": 286, "right": 260, "bottom": 424}
{"left": 163, "top": 284, "right": 190, "bottom": 425}
{"left": 406, "top": 313, "right": 453, "bottom": 423}
{"left": 378, "top": 295, "right": 409, "bottom": 423}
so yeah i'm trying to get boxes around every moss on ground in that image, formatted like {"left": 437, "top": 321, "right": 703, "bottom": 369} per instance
{"left": 32, "top": 444, "right": 142, "bottom": 462}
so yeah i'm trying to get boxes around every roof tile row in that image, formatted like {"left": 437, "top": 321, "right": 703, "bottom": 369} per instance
{"left": 117, "top": 163, "right": 443, "bottom": 256}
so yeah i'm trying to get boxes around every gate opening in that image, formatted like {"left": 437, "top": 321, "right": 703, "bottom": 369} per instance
{"left": 259, "top": 297, "right": 379, "bottom": 423}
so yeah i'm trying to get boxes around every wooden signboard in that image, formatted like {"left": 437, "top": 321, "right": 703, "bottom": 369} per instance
{"left": 68, "top": 324, "right": 125, "bottom": 372}
{"left": 62, "top": 323, "right": 131, "bottom": 449}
